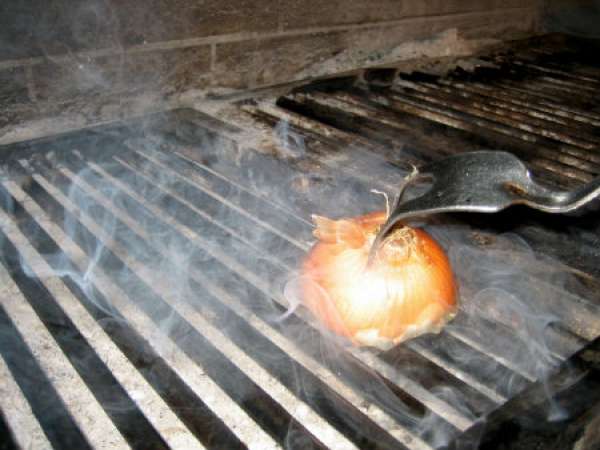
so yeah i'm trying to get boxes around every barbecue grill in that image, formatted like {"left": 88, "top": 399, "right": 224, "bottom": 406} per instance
{"left": 1, "top": 12, "right": 600, "bottom": 450}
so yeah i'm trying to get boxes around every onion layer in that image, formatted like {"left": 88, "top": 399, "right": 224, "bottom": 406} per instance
{"left": 301, "top": 211, "right": 457, "bottom": 349}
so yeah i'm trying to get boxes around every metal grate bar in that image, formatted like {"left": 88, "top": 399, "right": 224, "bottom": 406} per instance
{"left": 136, "top": 121, "right": 557, "bottom": 385}
{"left": 0, "top": 355, "right": 52, "bottom": 450}
{"left": 88, "top": 154, "right": 482, "bottom": 432}
{"left": 218, "top": 104, "right": 594, "bottom": 357}
{"left": 139, "top": 143, "right": 536, "bottom": 386}
{"left": 489, "top": 79, "right": 599, "bottom": 113}
{"left": 14, "top": 154, "right": 440, "bottom": 446}
{"left": 35, "top": 159, "right": 368, "bottom": 450}
{"left": 0, "top": 215, "right": 171, "bottom": 449}
{"left": 437, "top": 79, "right": 600, "bottom": 127}
{"left": 159, "top": 113, "right": 588, "bottom": 356}
{"left": 146, "top": 148, "right": 520, "bottom": 403}
{"left": 281, "top": 91, "right": 584, "bottom": 188}
{"left": 396, "top": 78, "right": 600, "bottom": 149}
{"left": 0, "top": 180, "right": 262, "bottom": 449}
{"left": 488, "top": 56, "right": 600, "bottom": 88}
{"left": 0, "top": 270, "right": 93, "bottom": 449}
{"left": 0, "top": 183, "right": 239, "bottom": 449}
{"left": 4, "top": 169, "right": 300, "bottom": 449}
{"left": 365, "top": 90, "right": 598, "bottom": 180}
{"left": 75, "top": 141, "right": 512, "bottom": 432}
{"left": 73, "top": 155, "right": 460, "bottom": 445}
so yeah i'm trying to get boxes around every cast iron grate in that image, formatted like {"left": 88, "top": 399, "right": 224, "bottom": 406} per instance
{"left": 1, "top": 35, "right": 600, "bottom": 449}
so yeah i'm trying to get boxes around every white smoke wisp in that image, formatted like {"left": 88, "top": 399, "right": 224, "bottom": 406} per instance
{"left": 272, "top": 121, "right": 599, "bottom": 447}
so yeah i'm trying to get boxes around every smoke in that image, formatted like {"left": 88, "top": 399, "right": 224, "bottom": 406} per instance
{"left": 1, "top": 0, "right": 597, "bottom": 445}
{"left": 275, "top": 120, "right": 306, "bottom": 158}
{"left": 269, "top": 121, "right": 598, "bottom": 446}
{"left": 280, "top": 213, "right": 588, "bottom": 447}
{"left": 14, "top": 158, "right": 118, "bottom": 319}
{"left": 1, "top": 30, "right": 598, "bottom": 446}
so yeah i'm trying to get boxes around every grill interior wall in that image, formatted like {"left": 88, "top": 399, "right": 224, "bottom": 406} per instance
{"left": 0, "top": 0, "right": 539, "bottom": 145}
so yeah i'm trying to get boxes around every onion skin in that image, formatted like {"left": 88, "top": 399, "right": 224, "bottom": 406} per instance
{"left": 301, "top": 211, "right": 457, "bottom": 349}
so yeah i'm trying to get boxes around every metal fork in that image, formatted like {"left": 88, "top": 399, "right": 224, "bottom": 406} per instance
{"left": 368, "top": 150, "right": 600, "bottom": 263}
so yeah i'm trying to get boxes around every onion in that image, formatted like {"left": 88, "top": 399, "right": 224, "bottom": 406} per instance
{"left": 301, "top": 210, "right": 457, "bottom": 349}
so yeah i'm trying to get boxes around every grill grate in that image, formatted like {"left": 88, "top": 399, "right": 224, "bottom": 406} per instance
{"left": 1, "top": 35, "right": 600, "bottom": 449}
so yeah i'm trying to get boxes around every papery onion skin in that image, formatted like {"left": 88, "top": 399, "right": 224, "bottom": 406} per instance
{"left": 301, "top": 211, "right": 457, "bottom": 349}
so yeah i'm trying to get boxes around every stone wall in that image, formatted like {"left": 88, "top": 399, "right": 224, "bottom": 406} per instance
{"left": 0, "top": 1, "right": 539, "bottom": 143}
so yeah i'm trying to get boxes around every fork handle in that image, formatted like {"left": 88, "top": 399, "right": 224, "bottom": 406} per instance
{"left": 516, "top": 175, "right": 600, "bottom": 213}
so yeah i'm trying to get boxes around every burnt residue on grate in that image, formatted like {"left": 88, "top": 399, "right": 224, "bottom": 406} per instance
{"left": 1, "top": 36, "right": 600, "bottom": 449}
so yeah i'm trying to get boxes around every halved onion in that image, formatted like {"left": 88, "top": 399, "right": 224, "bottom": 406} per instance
{"left": 301, "top": 210, "right": 457, "bottom": 349}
